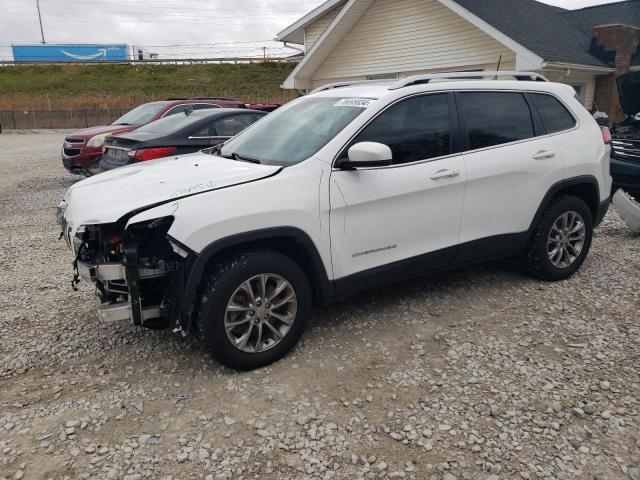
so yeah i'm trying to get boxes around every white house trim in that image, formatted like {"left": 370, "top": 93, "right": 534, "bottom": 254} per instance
{"left": 281, "top": 0, "right": 375, "bottom": 89}
{"left": 279, "top": 0, "right": 550, "bottom": 89}
{"left": 542, "top": 61, "right": 615, "bottom": 74}
{"left": 277, "top": 0, "right": 347, "bottom": 45}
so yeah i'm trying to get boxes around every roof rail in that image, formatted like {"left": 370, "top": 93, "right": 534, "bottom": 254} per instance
{"left": 310, "top": 79, "right": 392, "bottom": 94}
{"left": 389, "top": 71, "right": 548, "bottom": 90}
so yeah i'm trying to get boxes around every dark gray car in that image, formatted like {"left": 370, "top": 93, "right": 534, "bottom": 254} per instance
{"left": 99, "top": 108, "right": 266, "bottom": 171}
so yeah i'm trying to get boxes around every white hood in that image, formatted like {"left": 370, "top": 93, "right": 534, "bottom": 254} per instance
{"left": 59, "top": 152, "right": 281, "bottom": 227}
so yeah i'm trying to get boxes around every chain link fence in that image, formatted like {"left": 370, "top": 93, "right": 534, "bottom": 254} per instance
{"left": 0, "top": 109, "right": 131, "bottom": 130}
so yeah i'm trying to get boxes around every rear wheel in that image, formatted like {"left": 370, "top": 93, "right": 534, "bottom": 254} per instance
{"left": 196, "top": 250, "right": 311, "bottom": 370}
{"left": 523, "top": 195, "right": 593, "bottom": 281}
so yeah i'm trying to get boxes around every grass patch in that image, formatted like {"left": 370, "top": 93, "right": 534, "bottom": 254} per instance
{"left": 0, "top": 63, "right": 297, "bottom": 110}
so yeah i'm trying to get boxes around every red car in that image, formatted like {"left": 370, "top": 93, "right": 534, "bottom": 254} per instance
{"left": 62, "top": 97, "right": 277, "bottom": 175}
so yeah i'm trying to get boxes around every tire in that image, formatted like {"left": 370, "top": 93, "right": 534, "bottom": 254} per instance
{"left": 196, "top": 250, "right": 312, "bottom": 370}
{"left": 523, "top": 195, "right": 593, "bottom": 281}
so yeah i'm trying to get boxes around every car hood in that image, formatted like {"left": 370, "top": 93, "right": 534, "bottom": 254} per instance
{"left": 59, "top": 152, "right": 281, "bottom": 227}
{"left": 67, "top": 124, "right": 139, "bottom": 140}
{"left": 617, "top": 72, "right": 640, "bottom": 117}
{"left": 612, "top": 117, "right": 640, "bottom": 137}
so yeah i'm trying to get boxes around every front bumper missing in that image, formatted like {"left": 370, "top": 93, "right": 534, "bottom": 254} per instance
{"left": 76, "top": 260, "right": 168, "bottom": 325}
{"left": 98, "top": 302, "right": 161, "bottom": 322}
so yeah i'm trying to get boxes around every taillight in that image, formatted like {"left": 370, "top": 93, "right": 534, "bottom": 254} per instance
{"left": 601, "top": 127, "right": 612, "bottom": 145}
{"left": 128, "top": 146, "right": 177, "bottom": 161}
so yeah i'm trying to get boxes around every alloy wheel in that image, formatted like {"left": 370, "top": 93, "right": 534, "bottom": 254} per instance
{"left": 224, "top": 273, "right": 297, "bottom": 353}
{"left": 547, "top": 211, "right": 586, "bottom": 269}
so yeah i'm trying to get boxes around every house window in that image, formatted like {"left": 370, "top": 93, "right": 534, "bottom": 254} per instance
{"left": 365, "top": 73, "right": 399, "bottom": 81}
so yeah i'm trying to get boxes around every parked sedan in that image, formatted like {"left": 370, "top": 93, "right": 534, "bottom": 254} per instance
{"left": 99, "top": 108, "right": 266, "bottom": 172}
{"left": 62, "top": 98, "right": 248, "bottom": 175}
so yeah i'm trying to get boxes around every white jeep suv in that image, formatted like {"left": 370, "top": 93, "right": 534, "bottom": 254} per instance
{"left": 58, "top": 72, "right": 612, "bottom": 370}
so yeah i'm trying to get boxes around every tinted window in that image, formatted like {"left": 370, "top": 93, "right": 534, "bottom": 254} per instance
{"left": 352, "top": 94, "right": 450, "bottom": 164}
{"left": 459, "top": 92, "right": 535, "bottom": 150}
{"left": 214, "top": 114, "right": 255, "bottom": 137}
{"left": 530, "top": 93, "right": 576, "bottom": 133}
{"left": 164, "top": 105, "right": 189, "bottom": 116}
{"left": 136, "top": 112, "right": 208, "bottom": 134}
{"left": 191, "top": 123, "right": 212, "bottom": 137}
{"left": 194, "top": 104, "right": 220, "bottom": 110}
{"left": 112, "top": 103, "right": 166, "bottom": 126}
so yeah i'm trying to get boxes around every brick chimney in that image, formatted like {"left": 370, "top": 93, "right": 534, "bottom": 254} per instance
{"left": 592, "top": 24, "right": 640, "bottom": 123}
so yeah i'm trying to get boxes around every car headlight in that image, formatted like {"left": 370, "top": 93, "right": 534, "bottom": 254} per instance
{"left": 87, "top": 134, "right": 108, "bottom": 148}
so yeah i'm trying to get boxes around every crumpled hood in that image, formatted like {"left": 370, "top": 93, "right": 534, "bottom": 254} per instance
{"left": 59, "top": 151, "right": 281, "bottom": 227}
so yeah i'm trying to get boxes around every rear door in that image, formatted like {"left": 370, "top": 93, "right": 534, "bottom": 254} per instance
{"left": 456, "top": 91, "right": 565, "bottom": 262}
{"left": 329, "top": 92, "right": 467, "bottom": 291}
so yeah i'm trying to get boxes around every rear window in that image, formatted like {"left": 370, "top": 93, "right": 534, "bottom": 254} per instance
{"left": 530, "top": 93, "right": 577, "bottom": 134}
{"left": 112, "top": 103, "right": 166, "bottom": 126}
{"left": 136, "top": 112, "right": 209, "bottom": 134}
{"left": 459, "top": 92, "right": 535, "bottom": 150}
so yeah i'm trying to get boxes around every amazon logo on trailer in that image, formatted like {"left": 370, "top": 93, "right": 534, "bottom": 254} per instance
{"left": 11, "top": 44, "right": 129, "bottom": 62}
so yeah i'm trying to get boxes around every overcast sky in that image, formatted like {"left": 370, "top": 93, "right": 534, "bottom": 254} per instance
{"left": 0, "top": 0, "right": 627, "bottom": 61}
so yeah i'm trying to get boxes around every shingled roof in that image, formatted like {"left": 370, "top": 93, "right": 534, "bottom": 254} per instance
{"left": 454, "top": 0, "right": 640, "bottom": 67}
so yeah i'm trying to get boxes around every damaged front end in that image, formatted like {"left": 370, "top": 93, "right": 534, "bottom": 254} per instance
{"left": 63, "top": 215, "right": 191, "bottom": 330}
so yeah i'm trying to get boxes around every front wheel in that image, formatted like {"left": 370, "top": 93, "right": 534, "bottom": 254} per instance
{"left": 523, "top": 195, "right": 593, "bottom": 281}
{"left": 196, "top": 250, "right": 312, "bottom": 370}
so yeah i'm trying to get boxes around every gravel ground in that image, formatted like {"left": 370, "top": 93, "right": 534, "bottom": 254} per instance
{"left": 0, "top": 130, "right": 639, "bottom": 480}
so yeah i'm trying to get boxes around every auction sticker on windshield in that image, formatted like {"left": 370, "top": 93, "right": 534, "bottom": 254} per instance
{"left": 334, "top": 98, "right": 373, "bottom": 108}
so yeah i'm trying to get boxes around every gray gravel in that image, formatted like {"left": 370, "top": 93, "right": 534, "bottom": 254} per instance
{"left": 0, "top": 130, "right": 639, "bottom": 480}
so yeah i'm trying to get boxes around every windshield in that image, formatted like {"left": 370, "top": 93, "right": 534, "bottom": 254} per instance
{"left": 220, "top": 97, "right": 372, "bottom": 166}
{"left": 113, "top": 103, "right": 167, "bottom": 126}
{"left": 135, "top": 112, "right": 207, "bottom": 134}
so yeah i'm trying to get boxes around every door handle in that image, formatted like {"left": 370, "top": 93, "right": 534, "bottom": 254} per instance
{"left": 532, "top": 150, "right": 556, "bottom": 160}
{"left": 430, "top": 169, "right": 460, "bottom": 180}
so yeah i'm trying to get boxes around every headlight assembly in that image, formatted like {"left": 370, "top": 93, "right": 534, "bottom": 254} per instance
{"left": 87, "top": 134, "right": 108, "bottom": 148}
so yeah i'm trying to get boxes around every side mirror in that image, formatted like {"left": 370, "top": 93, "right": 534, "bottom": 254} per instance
{"left": 338, "top": 142, "right": 393, "bottom": 169}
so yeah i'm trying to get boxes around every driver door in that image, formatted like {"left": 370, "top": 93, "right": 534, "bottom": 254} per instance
{"left": 329, "top": 93, "right": 467, "bottom": 294}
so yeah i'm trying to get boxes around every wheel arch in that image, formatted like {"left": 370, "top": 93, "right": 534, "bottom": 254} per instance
{"left": 178, "top": 227, "right": 335, "bottom": 331}
{"left": 529, "top": 176, "right": 601, "bottom": 236}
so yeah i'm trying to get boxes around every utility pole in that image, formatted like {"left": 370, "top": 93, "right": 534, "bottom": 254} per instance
{"left": 36, "top": 0, "right": 46, "bottom": 44}
{"left": 262, "top": 46, "right": 267, "bottom": 60}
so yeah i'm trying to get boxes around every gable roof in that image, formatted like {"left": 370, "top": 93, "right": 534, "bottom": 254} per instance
{"left": 452, "top": 0, "right": 612, "bottom": 67}
{"left": 277, "top": 0, "right": 347, "bottom": 44}
{"left": 560, "top": 0, "right": 640, "bottom": 36}
{"left": 278, "top": 0, "right": 639, "bottom": 69}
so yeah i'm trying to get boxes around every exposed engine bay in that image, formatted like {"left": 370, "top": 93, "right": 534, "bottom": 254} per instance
{"left": 65, "top": 216, "right": 187, "bottom": 329}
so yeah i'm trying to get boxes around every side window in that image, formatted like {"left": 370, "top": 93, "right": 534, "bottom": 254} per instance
{"left": 190, "top": 123, "right": 212, "bottom": 138}
{"left": 530, "top": 93, "right": 577, "bottom": 134}
{"left": 193, "top": 104, "right": 220, "bottom": 110}
{"left": 351, "top": 93, "right": 451, "bottom": 164}
{"left": 164, "top": 105, "right": 188, "bottom": 117}
{"left": 459, "top": 92, "right": 535, "bottom": 150}
{"left": 214, "top": 114, "right": 254, "bottom": 137}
